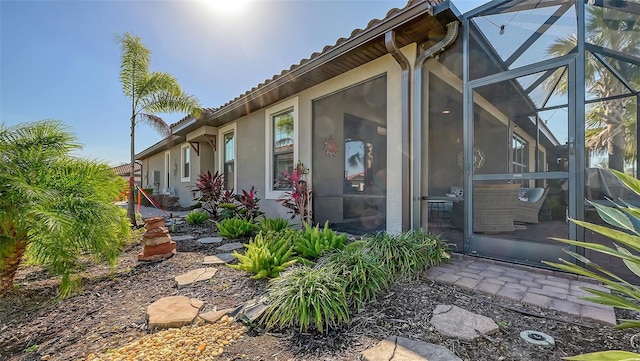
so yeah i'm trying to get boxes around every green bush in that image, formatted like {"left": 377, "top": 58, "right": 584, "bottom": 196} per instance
{"left": 216, "top": 217, "right": 258, "bottom": 239}
{"left": 319, "top": 244, "right": 390, "bottom": 311}
{"left": 294, "top": 221, "right": 347, "bottom": 260}
{"left": 364, "top": 230, "right": 449, "bottom": 279}
{"left": 228, "top": 232, "right": 296, "bottom": 279}
{"left": 259, "top": 217, "right": 291, "bottom": 233}
{"left": 185, "top": 211, "right": 209, "bottom": 225}
{"left": 262, "top": 265, "right": 349, "bottom": 333}
{"left": 544, "top": 170, "right": 640, "bottom": 360}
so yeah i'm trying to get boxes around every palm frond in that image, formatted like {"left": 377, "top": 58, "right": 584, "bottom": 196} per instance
{"left": 141, "top": 90, "right": 200, "bottom": 116}
{"left": 137, "top": 114, "right": 171, "bottom": 137}
{"left": 116, "top": 33, "right": 151, "bottom": 101}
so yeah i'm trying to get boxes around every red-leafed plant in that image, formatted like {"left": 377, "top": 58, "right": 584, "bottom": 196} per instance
{"left": 193, "top": 171, "right": 225, "bottom": 216}
{"left": 238, "top": 186, "right": 264, "bottom": 220}
{"left": 278, "top": 163, "right": 312, "bottom": 224}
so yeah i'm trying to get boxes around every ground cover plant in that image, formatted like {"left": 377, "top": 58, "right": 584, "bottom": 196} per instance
{"left": 363, "top": 230, "right": 450, "bottom": 280}
{"left": 262, "top": 265, "right": 350, "bottom": 333}
{"left": 258, "top": 217, "right": 291, "bottom": 233}
{"left": 318, "top": 243, "right": 390, "bottom": 312}
{"left": 294, "top": 221, "right": 347, "bottom": 260}
{"left": 185, "top": 210, "right": 209, "bottom": 225}
{"left": 545, "top": 169, "right": 640, "bottom": 360}
{"left": 216, "top": 218, "right": 257, "bottom": 239}
{"left": 0, "top": 120, "right": 130, "bottom": 298}
{"left": 229, "top": 231, "right": 297, "bottom": 279}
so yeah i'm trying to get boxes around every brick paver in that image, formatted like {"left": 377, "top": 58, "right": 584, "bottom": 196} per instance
{"left": 426, "top": 255, "right": 616, "bottom": 325}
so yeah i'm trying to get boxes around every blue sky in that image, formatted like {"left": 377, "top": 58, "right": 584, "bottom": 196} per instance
{"left": 1, "top": 0, "right": 486, "bottom": 166}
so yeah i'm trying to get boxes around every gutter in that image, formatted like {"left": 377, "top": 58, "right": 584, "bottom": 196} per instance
{"left": 385, "top": 30, "right": 412, "bottom": 232}
{"left": 412, "top": 21, "right": 459, "bottom": 229}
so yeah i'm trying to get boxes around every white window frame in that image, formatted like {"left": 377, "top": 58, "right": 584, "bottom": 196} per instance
{"left": 164, "top": 151, "right": 171, "bottom": 190}
{"left": 218, "top": 122, "right": 237, "bottom": 191}
{"left": 180, "top": 143, "right": 191, "bottom": 182}
{"left": 265, "top": 97, "right": 298, "bottom": 200}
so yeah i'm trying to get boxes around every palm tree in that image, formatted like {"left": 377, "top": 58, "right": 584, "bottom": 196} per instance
{"left": 546, "top": 5, "right": 639, "bottom": 171}
{"left": 0, "top": 120, "right": 131, "bottom": 297}
{"left": 116, "top": 33, "right": 201, "bottom": 226}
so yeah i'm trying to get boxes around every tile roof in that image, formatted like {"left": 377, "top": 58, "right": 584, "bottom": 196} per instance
{"left": 112, "top": 162, "right": 141, "bottom": 176}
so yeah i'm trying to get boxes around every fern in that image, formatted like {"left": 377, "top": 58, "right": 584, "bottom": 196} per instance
{"left": 228, "top": 232, "right": 297, "bottom": 279}
{"left": 294, "top": 221, "right": 346, "bottom": 260}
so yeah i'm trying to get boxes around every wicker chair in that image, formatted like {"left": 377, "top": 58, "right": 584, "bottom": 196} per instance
{"left": 450, "top": 184, "right": 520, "bottom": 233}
{"left": 514, "top": 187, "right": 549, "bottom": 224}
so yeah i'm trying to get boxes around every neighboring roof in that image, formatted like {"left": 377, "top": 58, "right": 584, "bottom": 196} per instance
{"left": 138, "top": 0, "right": 458, "bottom": 159}
{"left": 112, "top": 162, "right": 141, "bottom": 176}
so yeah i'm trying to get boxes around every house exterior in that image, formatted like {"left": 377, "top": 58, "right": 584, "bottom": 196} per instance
{"left": 111, "top": 162, "right": 142, "bottom": 187}
{"left": 137, "top": 0, "right": 639, "bottom": 277}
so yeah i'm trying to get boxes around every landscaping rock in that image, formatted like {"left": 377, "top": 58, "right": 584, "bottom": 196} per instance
{"left": 138, "top": 250, "right": 175, "bottom": 262}
{"left": 142, "top": 234, "right": 172, "bottom": 247}
{"left": 361, "top": 336, "right": 462, "bottom": 361}
{"left": 142, "top": 241, "right": 176, "bottom": 257}
{"left": 175, "top": 268, "right": 218, "bottom": 288}
{"left": 197, "top": 236, "right": 224, "bottom": 244}
{"left": 147, "top": 296, "right": 204, "bottom": 330}
{"left": 143, "top": 227, "right": 169, "bottom": 238}
{"left": 216, "top": 242, "right": 244, "bottom": 252}
{"left": 143, "top": 217, "right": 165, "bottom": 230}
{"left": 229, "top": 296, "right": 269, "bottom": 323}
{"left": 203, "top": 253, "right": 236, "bottom": 265}
{"left": 172, "top": 234, "right": 195, "bottom": 242}
{"left": 200, "top": 308, "right": 234, "bottom": 324}
{"left": 430, "top": 305, "right": 499, "bottom": 341}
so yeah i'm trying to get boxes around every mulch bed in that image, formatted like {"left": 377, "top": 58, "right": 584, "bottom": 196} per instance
{"left": 1, "top": 219, "right": 640, "bottom": 361}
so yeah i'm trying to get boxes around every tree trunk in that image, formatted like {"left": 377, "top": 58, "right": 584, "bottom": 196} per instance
{"left": 128, "top": 116, "right": 137, "bottom": 226}
{"left": 0, "top": 237, "right": 27, "bottom": 297}
{"left": 605, "top": 97, "right": 626, "bottom": 172}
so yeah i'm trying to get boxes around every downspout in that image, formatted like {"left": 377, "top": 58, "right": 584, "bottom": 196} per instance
{"left": 411, "top": 21, "right": 459, "bottom": 229}
{"left": 385, "top": 30, "right": 412, "bottom": 232}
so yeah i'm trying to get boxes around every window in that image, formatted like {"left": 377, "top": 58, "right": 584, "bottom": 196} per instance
{"left": 181, "top": 144, "right": 190, "bottom": 182}
{"left": 265, "top": 97, "right": 298, "bottom": 199}
{"left": 223, "top": 131, "right": 235, "bottom": 190}
{"left": 512, "top": 134, "right": 527, "bottom": 174}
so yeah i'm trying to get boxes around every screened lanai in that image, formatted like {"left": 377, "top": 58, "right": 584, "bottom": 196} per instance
{"left": 424, "top": 0, "right": 639, "bottom": 279}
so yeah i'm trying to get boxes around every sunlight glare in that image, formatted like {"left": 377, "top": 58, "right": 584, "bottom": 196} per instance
{"left": 202, "top": 0, "right": 252, "bottom": 17}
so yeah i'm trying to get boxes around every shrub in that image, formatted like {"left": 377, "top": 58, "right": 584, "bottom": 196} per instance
{"left": 294, "top": 222, "right": 347, "bottom": 260}
{"left": 193, "top": 171, "right": 225, "bottom": 216}
{"left": 216, "top": 217, "right": 258, "bottom": 239}
{"left": 262, "top": 265, "right": 349, "bottom": 333}
{"left": 259, "top": 217, "right": 291, "bottom": 233}
{"left": 318, "top": 245, "right": 390, "bottom": 311}
{"left": 185, "top": 210, "right": 209, "bottom": 225}
{"left": 544, "top": 170, "right": 640, "bottom": 360}
{"left": 364, "top": 230, "right": 449, "bottom": 279}
{"left": 277, "top": 162, "right": 312, "bottom": 224}
{"left": 228, "top": 232, "right": 297, "bottom": 279}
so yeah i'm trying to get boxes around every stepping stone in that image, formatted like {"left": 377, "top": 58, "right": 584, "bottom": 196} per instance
{"left": 147, "top": 296, "right": 204, "bottom": 330}
{"left": 216, "top": 242, "right": 244, "bottom": 252}
{"left": 175, "top": 268, "right": 218, "bottom": 288}
{"left": 362, "top": 336, "right": 462, "bottom": 361}
{"left": 172, "top": 235, "right": 195, "bottom": 242}
{"left": 200, "top": 308, "right": 234, "bottom": 324}
{"left": 203, "top": 253, "right": 236, "bottom": 265}
{"left": 430, "top": 304, "right": 499, "bottom": 341}
{"left": 197, "top": 236, "right": 223, "bottom": 244}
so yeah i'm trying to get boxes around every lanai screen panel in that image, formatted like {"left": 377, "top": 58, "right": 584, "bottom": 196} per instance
{"left": 312, "top": 76, "right": 387, "bottom": 234}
